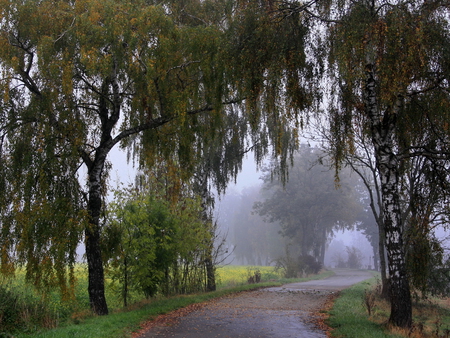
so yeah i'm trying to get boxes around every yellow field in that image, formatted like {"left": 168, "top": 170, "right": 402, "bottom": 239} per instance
{"left": 215, "top": 265, "right": 282, "bottom": 287}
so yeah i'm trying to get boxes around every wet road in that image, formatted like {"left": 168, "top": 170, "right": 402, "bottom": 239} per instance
{"left": 136, "top": 269, "right": 373, "bottom": 338}
{"left": 268, "top": 268, "right": 374, "bottom": 292}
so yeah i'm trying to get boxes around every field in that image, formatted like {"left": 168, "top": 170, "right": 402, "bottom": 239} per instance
{"left": 215, "top": 265, "right": 283, "bottom": 287}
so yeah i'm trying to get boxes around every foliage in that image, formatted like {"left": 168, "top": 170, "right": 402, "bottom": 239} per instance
{"left": 327, "top": 278, "right": 403, "bottom": 338}
{"left": 405, "top": 226, "right": 450, "bottom": 299}
{"left": 342, "top": 278, "right": 450, "bottom": 338}
{"left": 346, "top": 246, "right": 364, "bottom": 270}
{"left": 309, "top": 0, "right": 450, "bottom": 327}
{"left": 0, "top": 0, "right": 312, "bottom": 314}
{"left": 13, "top": 281, "right": 284, "bottom": 338}
{"left": 105, "top": 179, "right": 211, "bottom": 304}
{"left": 298, "top": 254, "right": 322, "bottom": 275}
{"left": 275, "top": 247, "right": 322, "bottom": 278}
{"left": 221, "top": 186, "right": 286, "bottom": 266}
{"left": 0, "top": 265, "right": 334, "bottom": 336}
{"left": 0, "top": 0, "right": 234, "bottom": 314}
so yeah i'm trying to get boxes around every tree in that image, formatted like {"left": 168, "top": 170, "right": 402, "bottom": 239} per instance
{"left": 317, "top": 0, "right": 450, "bottom": 327}
{"left": 0, "top": 0, "right": 235, "bottom": 315}
{"left": 346, "top": 246, "right": 364, "bottom": 270}
{"left": 228, "top": 185, "right": 285, "bottom": 266}
{"left": 0, "top": 0, "right": 314, "bottom": 315}
{"left": 402, "top": 155, "right": 450, "bottom": 298}
{"left": 254, "top": 146, "right": 362, "bottom": 268}
{"left": 324, "top": 123, "right": 389, "bottom": 295}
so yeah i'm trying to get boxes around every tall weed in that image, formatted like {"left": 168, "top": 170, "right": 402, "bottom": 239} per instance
{"left": 0, "top": 284, "right": 58, "bottom": 335}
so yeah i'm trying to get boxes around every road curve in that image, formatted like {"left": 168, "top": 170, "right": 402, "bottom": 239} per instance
{"left": 135, "top": 269, "right": 373, "bottom": 338}
{"left": 269, "top": 268, "right": 373, "bottom": 292}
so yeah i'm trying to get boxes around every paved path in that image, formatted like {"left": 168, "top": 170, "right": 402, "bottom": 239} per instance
{"left": 135, "top": 269, "right": 373, "bottom": 338}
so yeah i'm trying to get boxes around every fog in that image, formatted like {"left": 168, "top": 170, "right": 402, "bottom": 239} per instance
{"left": 214, "top": 150, "right": 378, "bottom": 272}
{"left": 93, "top": 147, "right": 380, "bottom": 271}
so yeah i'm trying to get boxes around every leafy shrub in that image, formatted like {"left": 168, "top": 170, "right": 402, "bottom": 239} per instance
{"left": 247, "top": 268, "right": 261, "bottom": 284}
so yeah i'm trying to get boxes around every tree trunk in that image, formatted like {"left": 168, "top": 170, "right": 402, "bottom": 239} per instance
{"left": 123, "top": 254, "right": 129, "bottom": 308}
{"left": 86, "top": 159, "right": 109, "bottom": 316}
{"left": 372, "top": 238, "right": 379, "bottom": 271}
{"left": 365, "top": 64, "right": 412, "bottom": 328}
{"left": 319, "top": 226, "right": 327, "bottom": 266}
{"left": 195, "top": 170, "right": 217, "bottom": 292}
{"left": 205, "top": 256, "right": 216, "bottom": 292}
{"left": 378, "top": 152, "right": 411, "bottom": 327}
{"left": 378, "top": 222, "right": 390, "bottom": 299}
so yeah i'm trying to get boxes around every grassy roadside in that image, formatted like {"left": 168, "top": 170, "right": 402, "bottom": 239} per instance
{"left": 327, "top": 276, "right": 450, "bottom": 338}
{"left": 16, "top": 270, "right": 333, "bottom": 338}
{"left": 327, "top": 278, "right": 402, "bottom": 338}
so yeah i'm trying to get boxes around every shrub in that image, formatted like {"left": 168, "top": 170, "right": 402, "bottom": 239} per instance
{"left": 346, "top": 246, "right": 363, "bottom": 269}
{"left": 298, "top": 255, "right": 322, "bottom": 275}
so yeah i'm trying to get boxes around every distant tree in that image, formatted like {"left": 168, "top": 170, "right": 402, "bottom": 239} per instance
{"left": 222, "top": 185, "right": 285, "bottom": 266}
{"left": 254, "top": 146, "right": 363, "bottom": 268}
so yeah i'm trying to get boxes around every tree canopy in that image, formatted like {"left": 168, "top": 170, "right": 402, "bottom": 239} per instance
{"left": 254, "top": 146, "right": 363, "bottom": 266}
{"left": 0, "top": 0, "right": 312, "bottom": 315}
{"left": 319, "top": 0, "right": 450, "bottom": 327}
{"left": 1, "top": 0, "right": 450, "bottom": 329}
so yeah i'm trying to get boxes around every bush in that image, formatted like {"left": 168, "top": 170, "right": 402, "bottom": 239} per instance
{"left": 275, "top": 253, "right": 322, "bottom": 278}
{"left": 298, "top": 255, "right": 322, "bottom": 274}
{"left": 346, "top": 246, "right": 364, "bottom": 269}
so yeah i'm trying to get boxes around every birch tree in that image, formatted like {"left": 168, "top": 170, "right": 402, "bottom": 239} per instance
{"left": 321, "top": 0, "right": 450, "bottom": 327}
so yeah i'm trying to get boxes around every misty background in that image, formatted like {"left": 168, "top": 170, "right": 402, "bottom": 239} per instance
{"left": 106, "top": 143, "right": 450, "bottom": 273}
{"left": 213, "top": 148, "right": 374, "bottom": 271}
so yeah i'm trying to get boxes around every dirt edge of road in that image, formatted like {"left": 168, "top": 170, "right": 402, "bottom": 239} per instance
{"left": 309, "top": 291, "right": 341, "bottom": 338}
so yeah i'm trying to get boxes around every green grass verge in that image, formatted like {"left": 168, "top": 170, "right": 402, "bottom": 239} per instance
{"left": 327, "top": 278, "right": 402, "bottom": 338}
{"left": 15, "top": 270, "right": 333, "bottom": 338}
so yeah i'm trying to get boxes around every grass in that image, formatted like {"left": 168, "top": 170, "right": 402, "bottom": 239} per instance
{"left": 327, "top": 278, "right": 402, "bottom": 338}
{"left": 327, "top": 275, "right": 450, "bottom": 338}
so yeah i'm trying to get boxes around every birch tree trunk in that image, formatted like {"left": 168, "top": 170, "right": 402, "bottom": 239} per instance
{"left": 365, "top": 64, "right": 412, "bottom": 328}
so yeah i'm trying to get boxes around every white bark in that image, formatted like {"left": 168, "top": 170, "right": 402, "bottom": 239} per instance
{"left": 365, "top": 63, "right": 412, "bottom": 327}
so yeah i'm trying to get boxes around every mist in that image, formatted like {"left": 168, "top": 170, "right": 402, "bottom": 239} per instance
{"left": 214, "top": 147, "right": 379, "bottom": 274}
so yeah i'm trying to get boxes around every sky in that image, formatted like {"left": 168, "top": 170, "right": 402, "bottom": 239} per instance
{"left": 107, "top": 146, "right": 263, "bottom": 197}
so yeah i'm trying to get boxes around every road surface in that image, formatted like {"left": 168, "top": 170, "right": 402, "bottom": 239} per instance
{"left": 134, "top": 269, "right": 373, "bottom": 338}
